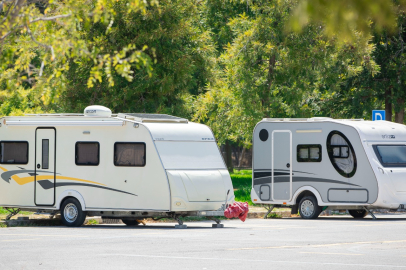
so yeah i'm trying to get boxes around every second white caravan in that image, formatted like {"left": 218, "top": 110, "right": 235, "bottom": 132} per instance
{"left": 251, "top": 117, "right": 406, "bottom": 219}
{"left": 0, "top": 106, "right": 234, "bottom": 227}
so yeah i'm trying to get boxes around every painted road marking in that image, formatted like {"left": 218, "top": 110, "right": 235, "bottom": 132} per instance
{"left": 228, "top": 239, "right": 406, "bottom": 250}
{"left": 98, "top": 254, "right": 406, "bottom": 268}
{"left": 0, "top": 234, "right": 88, "bottom": 237}
{"left": 299, "top": 252, "right": 363, "bottom": 256}
{"left": 1, "top": 238, "right": 39, "bottom": 242}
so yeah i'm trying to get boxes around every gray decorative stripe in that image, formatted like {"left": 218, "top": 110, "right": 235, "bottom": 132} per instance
{"left": 253, "top": 176, "right": 360, "bottom": 187}
{"left": 254, "top": 169, "right": 315, "bottom": 175}
{"left": 254, "top": 171, "right": 289, "bottom": 178}
{"left": 37, "top": 180, "right": 137, "bottom": 196}
{"left": 1, "top": 170, "right": 55, "bottom": 183}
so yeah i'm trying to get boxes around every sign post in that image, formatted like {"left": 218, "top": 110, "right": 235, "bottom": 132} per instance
{"left": 372, "top": 110, "right": 385, "bottom": 121}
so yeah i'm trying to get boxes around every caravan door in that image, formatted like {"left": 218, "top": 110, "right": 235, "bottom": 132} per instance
{"left": 272, "top": 130, "right": 292, "bottom": 201}
{"left": 34, "top": 128, "right": 56, "bottom": 206}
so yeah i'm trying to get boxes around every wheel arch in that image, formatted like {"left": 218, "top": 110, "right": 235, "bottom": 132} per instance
{"left": 292, "top": 186, "right": 323, "bottom": 206}
{"left": 56, "top": 190, "right": 86, "bottom": 211}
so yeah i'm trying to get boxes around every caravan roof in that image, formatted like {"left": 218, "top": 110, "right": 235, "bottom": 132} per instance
{"left": 260, "top": 117, "right": 406, "bottom": 143}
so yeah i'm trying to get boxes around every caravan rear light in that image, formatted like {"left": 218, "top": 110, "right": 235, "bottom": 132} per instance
{"left": 283, "top": 202, "right": 286, "bottom": 205}
{"left": 253, "top": 199, "right": 257, "bottom": 201}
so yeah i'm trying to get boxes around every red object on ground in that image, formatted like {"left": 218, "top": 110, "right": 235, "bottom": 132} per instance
{"left": 224, "top": 202, "right": 249, "bottom": 222}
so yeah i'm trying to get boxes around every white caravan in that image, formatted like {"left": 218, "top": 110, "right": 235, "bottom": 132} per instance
{"left": 251, "top": 117, "right": 406, "bottom": 219}
{"left": 0, "top": 106, "right": 234, "bottom": 227}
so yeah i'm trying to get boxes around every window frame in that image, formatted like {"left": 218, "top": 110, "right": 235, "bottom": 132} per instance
{"left": 326, "top": 130, "right": 357, "bottom": 178}
{"left": 373, "top": 144, "right": 406, "bottom": 168}
{"left": 114, "top": 142, "right": 146, "bottom": 167}
{"left": 297, "top": 144, "right": 322, "bottom": 162}
{"left": 75, "top": 141, "right": 100, "bottom": 166}
{"left": 0, "top": 141, "right": 29, "bottom": 165}
{"left": 332, "top": 145, "right": 350, "bottom": 158}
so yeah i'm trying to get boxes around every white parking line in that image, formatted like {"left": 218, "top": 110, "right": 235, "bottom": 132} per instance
{"left": 228, "top": 239, "right": 406, "bottom": 250}
{"left": 1, "top": 238, "right": 39, "bottom": 242}
{"left": 300, "top": 252, "right": 362, "bottom": 256}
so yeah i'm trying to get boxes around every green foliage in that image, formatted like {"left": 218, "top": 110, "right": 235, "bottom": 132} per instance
{"left": 233, "top": 186, "right": 254, "bottom": 205}
{"left": 0, "top": 0, "right": 157, "bottom": 114}
{"left": 193, "top": 0, "right": 379, "bottom": 146}
{"left": 86, "top": 219, "right": 99, "bottom": 225}
{"left": 61, "top": 0, "right": 215, "bottom": 115}
{"left": 289, "top": 0, "right": 405, "bottom": 42}
{"left": 266, "top": 212, "right": 282, "bottom": 219}
{"left": 230, "top": 174, "right": 251, "bottom": 189}
{"left": 230, "top": 170, "right": 253, "bottom": 204}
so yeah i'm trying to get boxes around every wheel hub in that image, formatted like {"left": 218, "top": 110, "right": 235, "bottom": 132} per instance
{"left": 301, "top": 200, "right": 314, "bottom": 217}
{"left": 64, "top": 203, "right": 78, "bottom": 223}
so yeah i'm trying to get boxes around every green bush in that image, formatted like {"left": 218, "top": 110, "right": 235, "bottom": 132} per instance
{"left": 230, "top": 174, "right": 252, "bottom": 189}
{"left": 233, "top": 186, "right": 255, "bottom": 205}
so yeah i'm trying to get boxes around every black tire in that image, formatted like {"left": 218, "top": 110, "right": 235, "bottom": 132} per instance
{"left": 60, "top": 198, "right": 86, "bottom": 227}
{"left": 121, "top": 218, "right": 140, "bottom": 226}
{"left": 348, "top": 209, "right": 368, "bottom": 218}
{"left": 298, "top": 196, "right": 322, "bottom": 219}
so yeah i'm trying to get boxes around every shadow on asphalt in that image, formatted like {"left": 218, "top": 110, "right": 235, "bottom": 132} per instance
{"left": 79, "top": 224, "right": 237, "bottom": 230}
{"left": 283, "top": 216, "right": 406, "bottom": 221}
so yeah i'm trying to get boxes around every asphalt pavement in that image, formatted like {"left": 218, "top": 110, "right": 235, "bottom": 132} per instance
{"left": 1, "top": 214, "right": 406, "bottom": 270}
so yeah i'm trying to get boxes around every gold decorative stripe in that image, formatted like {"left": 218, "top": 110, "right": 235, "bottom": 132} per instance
{"left": 0, "top": 166, "right": 106, "bottom": 186}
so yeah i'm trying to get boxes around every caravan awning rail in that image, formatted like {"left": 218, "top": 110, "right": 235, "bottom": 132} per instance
{"left": 5, "top": 120, "right": 124, "bottom": 126}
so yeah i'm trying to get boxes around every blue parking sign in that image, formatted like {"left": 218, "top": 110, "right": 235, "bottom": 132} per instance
{"left": 372, "top": 110, "right": 385, "bottom": 121}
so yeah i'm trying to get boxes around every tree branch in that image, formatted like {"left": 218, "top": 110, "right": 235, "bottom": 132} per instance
{"left": 25, "top": 23, "right": 55, "bottom": 60}
{"left": 30, "top": 13, "right": 72, "bottom": 23}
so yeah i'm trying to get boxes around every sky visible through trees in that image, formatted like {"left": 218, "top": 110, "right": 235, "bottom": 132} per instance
{"left": 1, "top": 0, "right": 406, "bottom": 148}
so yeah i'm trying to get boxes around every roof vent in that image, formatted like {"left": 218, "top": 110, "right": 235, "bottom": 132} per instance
{"left": 84, "top": 105, "right": 112, "bottom": 117}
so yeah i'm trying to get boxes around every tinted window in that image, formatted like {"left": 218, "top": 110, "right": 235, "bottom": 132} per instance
{"left": 0, "top": 141, "right": 29, "bottom": 164}
{"left": 42, "top": 139, "right": 49, "bottom": 169}
{"left": 76, "top": 142, "right": 99, "bottom": 166}
{"left": 373, "top": 145, "right": 406, "bottom": 167}
{"left": 326, "top": 131, "right": 357, "bottom": 178}
{"left": 297, "top": 145, "right": 322, "bottom": 162}
{"left": 114, "top": 143, "right": 145, "bottom": 166}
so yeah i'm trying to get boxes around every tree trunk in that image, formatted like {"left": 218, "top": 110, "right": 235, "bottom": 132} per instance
{"left": 385, "top": 88, "right": 392, "bottom": 121}
{"left": 394, "top": 98, "right": 405, "bottom": 124}
{"left": 225, "top": 141, "right": 233, "bottom": 173}
{"left": 238, "top": 147, "right": 246, "bottom": 168}
{"left": 262, "top": 54, "right": 276, "bottom": 118}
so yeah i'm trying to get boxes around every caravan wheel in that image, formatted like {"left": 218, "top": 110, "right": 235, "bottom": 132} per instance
{"left": 298, "top": 196, "right": 322, "bottom": 219}
{"left": 348, "top": 210, "right": 367, "bottom": 218}
{"left": 61, "top": 198, "right": 86, "bottom": 227}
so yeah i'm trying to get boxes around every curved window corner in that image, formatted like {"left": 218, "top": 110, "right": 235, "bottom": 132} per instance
{"left": 326, "top": 131, "right": 357, "bottom": 178}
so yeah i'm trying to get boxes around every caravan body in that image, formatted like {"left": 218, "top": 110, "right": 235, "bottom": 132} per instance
{"left": 251, "top": 118, "right": 406, "bottom": 218}
{"left": 0, "top": 106, "right": 234, "bottom": 226}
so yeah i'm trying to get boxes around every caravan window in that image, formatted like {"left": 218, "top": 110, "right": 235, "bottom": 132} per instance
{"left": 297, "top": 145, "right": 322, "bottom": 162}
{"left": 327, "top": 131, "right": 357, "bottom": 178}
{"left": 373, "top": 145, "right": 406, "bottom": 167}
{"left": 114, "top": 142, "right": 145, "bottom": 167}
{"left": 0, "top": 141, "right": 28, "bottom": 164}
{"left": 75, "top": 142, "right": 99, "bottom": 166}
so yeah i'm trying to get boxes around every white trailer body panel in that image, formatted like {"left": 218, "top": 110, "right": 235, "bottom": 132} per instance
{"left": 252, "top": 118, "right": 406, "bottom": 210}
{"left": 0, "top": 110, "right": 234, "bottom": 216}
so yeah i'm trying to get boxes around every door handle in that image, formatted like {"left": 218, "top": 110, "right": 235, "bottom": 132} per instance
{"left": 37, "top": 164, "right": 41, "bottom": 169}
{"left": 286, "top": 163, "right": 290, "bottom": 168}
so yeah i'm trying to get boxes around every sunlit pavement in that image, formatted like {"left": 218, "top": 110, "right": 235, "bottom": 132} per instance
{"left": 1, "top": 215, "right": 406, "bottom": 270}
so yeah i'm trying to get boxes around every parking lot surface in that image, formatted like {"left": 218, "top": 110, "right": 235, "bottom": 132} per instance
{"left": 1, "top": 215, "right": 406, "bottom": 269}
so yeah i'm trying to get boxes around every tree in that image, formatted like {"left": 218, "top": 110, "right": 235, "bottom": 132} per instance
{"left": 193, "top": 0, "right": 378, "bottom": 146}
{"left": 60, "top": 0, "right": 216, "bottom": 115}
{"left": 0, "top": 0, "right": 157, "bottom": 115}
{"left": 289, "top": 0, "right": 406, "bottom": 42}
